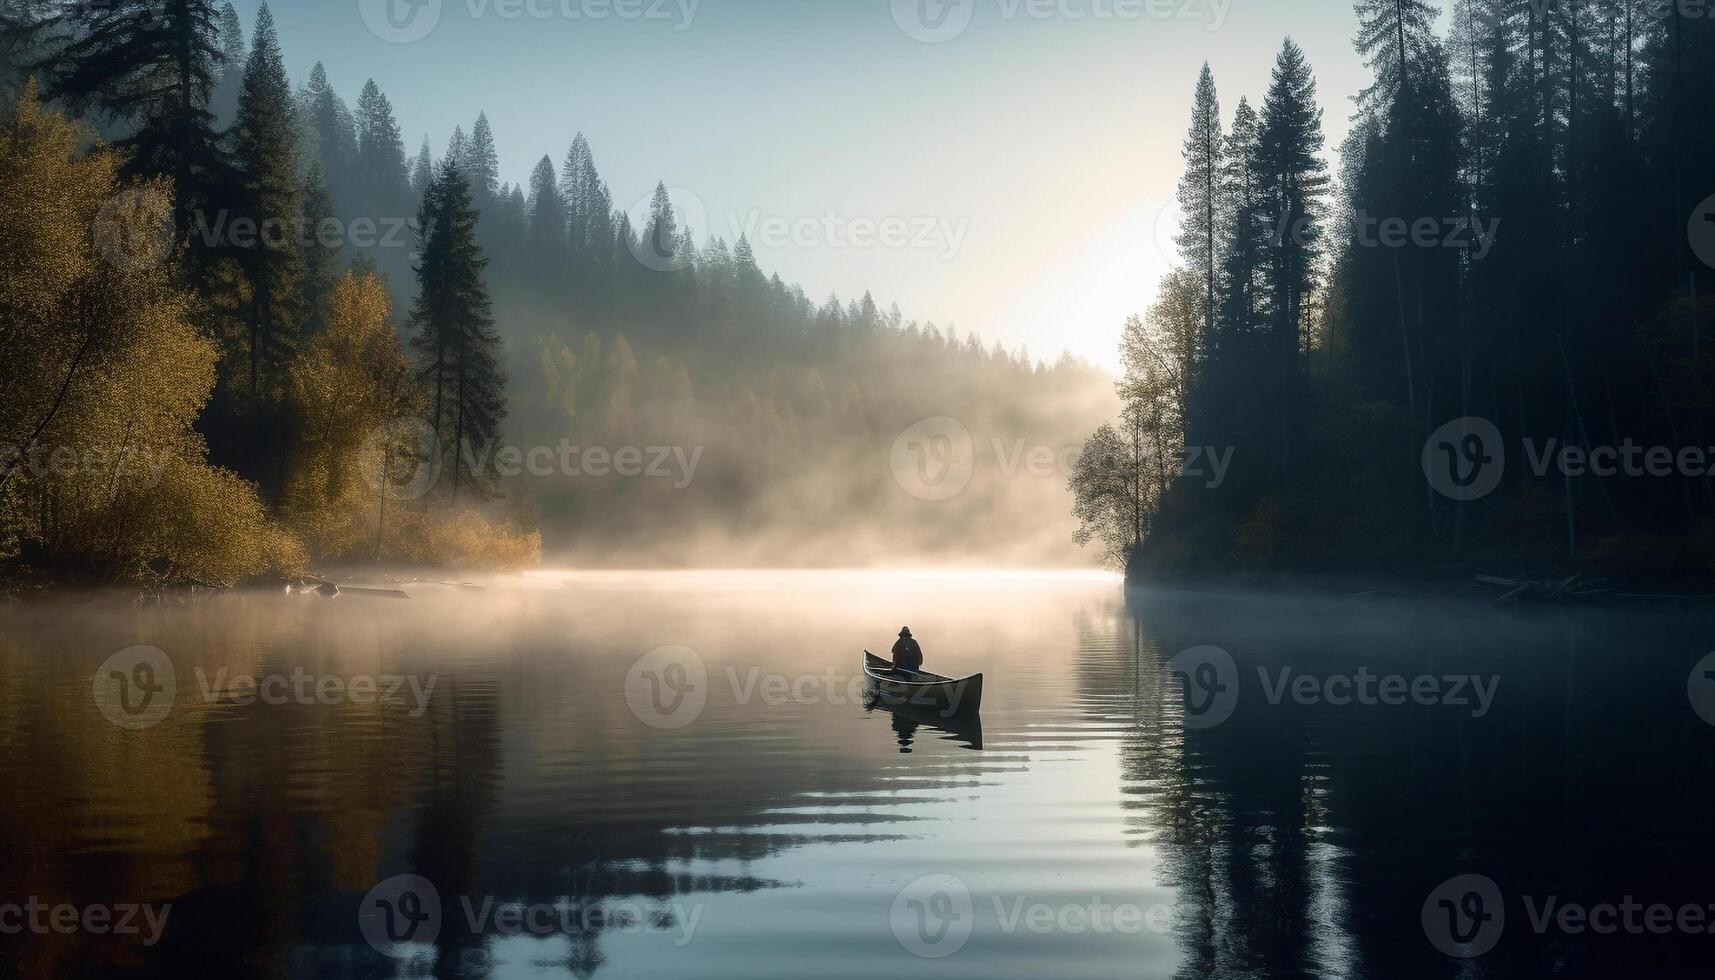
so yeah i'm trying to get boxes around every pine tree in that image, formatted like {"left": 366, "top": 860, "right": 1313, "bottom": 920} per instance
{"left": 409, "top": 161, "right": 507, "bottom": 503}
{"left": 410, "top": 135, "right": 434, "bottom": 198}
{"left": 210, "top": 1, "right": 245, "bottom": 126}
{"left": 640, "top": 181, "right": 679, "bottom": 269}
{"left": 1176, "top": 63, "right": 1224, "bottom": 357}
{"left": 355, "top": 78, "right": 409, "bottom": 209}
{"left": 1258, "top": 38, "right": 1330, "bottom": 353}
{"left": 561, "top": 132, "right": 613, "bottom": 272}
{"left": 525, "top": 154, "right": 566, "bottom": 276}
{"left": 465, "top": 111, "right": 500, "bottom": 203}
{"left": 1254, "top": 38, "right": 1330, "bottom": 485}
{"left": 300, "top": 163, "right": 339, "bottom": 336}
{"left": 15, "top": 0, "right": 228, "bottom": 235}
{"left": 1216, "top": 97, "right": 1265, "bottom": 345}
{"left": 444, "top": 125, "right": 468, "bottom": 171}
{"left": 301, "top": 62, "right": 357, "bottom": 189}
{"left": 1354, "top": 0, "right": 1442, "bottom": 111}
{"left": 228, "top": 1, "right": 304, "bottom": 399}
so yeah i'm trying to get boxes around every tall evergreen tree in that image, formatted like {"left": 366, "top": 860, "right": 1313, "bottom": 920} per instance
{"left": 210, "top": 1, "right": 245, "bottom": 126}
{"left": 1353, "top": 0, "right": 1442, "bottom": 111}
{"left": 411, "top": 135, "right": 434, "bottom": 198}
{"left": 641, "top": 181, "right": 679, "bottom": 269}
{"left": 301, "top": 62, "right": 356, "bottom": 182}
{"left": 1176, "top": 63, "right": 1224, "bottom": 359}
{"left": 300, "top": 163, "right": 339, "bottom": 336}
{"left": 444, "top": 125, "right": 468, "bottom": 171}
{"left": 1258, "top": 39, "right": 1331, "bottom": 353}
{"left": 228, "top": 1, "right": 304, "bottom": 399}
{"left": 13, "top": 0, "right": 228, "bottom": 234}
{"left": 1254, "top": 38, "right": 1330, "bottom": 485}
{"left": 355, "top": 78, "right": 409, "bottom": 209}
{"left": 465, "top": 111, "right": 500, "bottom": 203}
{"left": 1216, "top": 97, "right": 1266, "bottom": 345}
{"left": 525, "top": 154, "right": 566, "bottom": 278}
{"left": 409, "top": 162, "right": 507, "bottom": 503}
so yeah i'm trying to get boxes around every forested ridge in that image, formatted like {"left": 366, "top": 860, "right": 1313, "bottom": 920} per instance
{"left": 1073, "top": 0, "right": 1715, "bottom": 583}
{"left": 0, "top": 0, "right": 1111, "bottom": 583}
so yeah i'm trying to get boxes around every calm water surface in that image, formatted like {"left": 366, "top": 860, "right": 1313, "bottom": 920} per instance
{"left": 3, "top": 571, "right": 1714, "bottom": 978}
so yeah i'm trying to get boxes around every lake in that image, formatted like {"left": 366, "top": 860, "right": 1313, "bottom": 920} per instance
{"left": 3, "top": 571, "right": 1714, "bottom": 978}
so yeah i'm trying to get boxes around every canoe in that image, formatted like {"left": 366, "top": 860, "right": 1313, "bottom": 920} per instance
{"left": 863, "top": 651, "right": 983, "bottom": 715}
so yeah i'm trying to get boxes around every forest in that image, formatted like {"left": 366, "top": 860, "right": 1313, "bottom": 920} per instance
{"left": 1072, "top": 0, "right": 1715, "bottom": 583}
{"left": 0, "top": 0, "right": 1112, "bottom": 585}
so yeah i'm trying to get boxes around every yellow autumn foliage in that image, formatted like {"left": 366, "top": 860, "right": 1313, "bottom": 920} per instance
{"left": 281, "top": 271, "right": 415, "bottom": 557}
{"left": 0, "top": 84, "right": 303, "bottom": 585}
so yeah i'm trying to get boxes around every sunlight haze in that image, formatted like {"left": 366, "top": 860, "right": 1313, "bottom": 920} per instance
{"left": 239, "top": 0, "right": 1373, "bottom": 371}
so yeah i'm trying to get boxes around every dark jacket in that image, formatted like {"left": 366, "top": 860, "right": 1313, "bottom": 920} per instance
{"left": 891, "top": 636, "right": 924, "bottom": 672}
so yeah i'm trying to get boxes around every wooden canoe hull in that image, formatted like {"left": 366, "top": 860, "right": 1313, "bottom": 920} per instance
{"left": 863, "top": 652, "right": 983, "bottom": 715}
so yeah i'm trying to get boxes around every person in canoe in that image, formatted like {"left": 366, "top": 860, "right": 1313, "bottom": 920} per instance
{"left": 890, "top": 627, "right": 924, "bottom": 675}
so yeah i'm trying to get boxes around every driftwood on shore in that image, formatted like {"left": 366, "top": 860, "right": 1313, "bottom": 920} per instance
{"left": 1474, "top": 573, "right": 1715, "bottom": 606}
{"left": 277, "top": 577, "right": 410, "bottom": 599}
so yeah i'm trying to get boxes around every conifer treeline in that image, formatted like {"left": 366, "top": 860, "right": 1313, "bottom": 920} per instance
{"left": 1076, "top": 2, "right": 1715, "bottom": 578}
{"left": 0, "top": 0, "right": 1110, "bottom": 577}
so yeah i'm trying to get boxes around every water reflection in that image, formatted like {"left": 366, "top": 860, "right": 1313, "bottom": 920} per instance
{"left": 863, "top": 691, "right": 984, "bottom": 752}
{"left": 0, "top": 573, "right": 1712, "bottom": 978}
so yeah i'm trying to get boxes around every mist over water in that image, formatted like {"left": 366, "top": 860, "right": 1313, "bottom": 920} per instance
{"left": 4, "top": 572, "right": 1712, "bottom": 978}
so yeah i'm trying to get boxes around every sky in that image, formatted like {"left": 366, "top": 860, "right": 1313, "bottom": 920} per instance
{"left": 234, "top": 0, "right": 1410, "bottom": 372}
